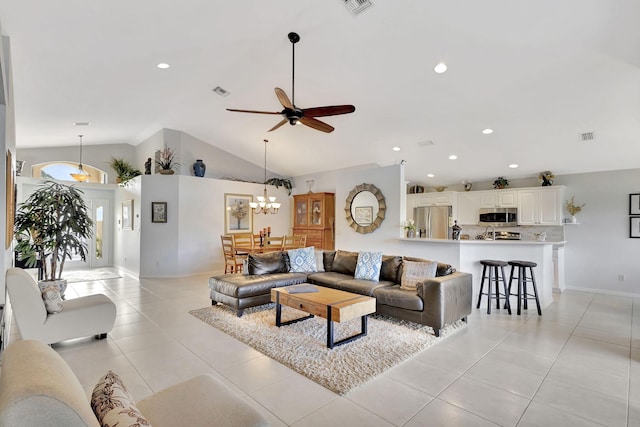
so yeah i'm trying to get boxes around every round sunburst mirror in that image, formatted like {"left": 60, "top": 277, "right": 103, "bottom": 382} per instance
{"left": 345, "top": 183, "right": 386, "bottom": 234}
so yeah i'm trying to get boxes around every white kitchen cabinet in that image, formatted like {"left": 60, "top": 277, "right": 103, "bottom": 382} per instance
{"left": 518, "top": 187, "right": 564, "bottom": 225}
{"left": 457, "top": 192, "right": 481, "bottom": 225}
{"left": 407, "top": 191, "right": 457, "bottom": 224}
{"left": 479, "top": 190, "right": 517, "bottom": 208}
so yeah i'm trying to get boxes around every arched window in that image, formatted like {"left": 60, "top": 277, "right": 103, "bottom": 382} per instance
{"left": 32, "top": 161, "right": 108, "bottom": 184}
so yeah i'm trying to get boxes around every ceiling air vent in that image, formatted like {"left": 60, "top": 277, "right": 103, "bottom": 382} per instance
{"left": 213, "top": 86, "right": 230, "bottom": 97}
{"left": 578, "top": 131, "right": 595, "bottom": 142}
{"left": 345, "top": 0, "right": 373, "bottom": 15}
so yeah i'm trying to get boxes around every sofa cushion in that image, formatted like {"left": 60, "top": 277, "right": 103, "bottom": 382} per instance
{"left": 323, "top": 251, "right": 336, "bottom": 272}
{"left": 287, "top": 247, "right": 317, "bottom": 273}
{"left": 400, "top": 260, "right": 437, "bottom": 290}
{"left": 354, "top": 251, "right": 383, "bottom": 281}
{"left": 248, "top": 251, "right": 289, "bottom": 275}
{"left": 209, "top": 273, "right": 308, "bottom": 298}
{"left": 380, "top": 255, "right": 402, "bottom": 283}
{"left": 402, "top": 256, "right": 455, "bottom": 277}
{"left": 331, "top": 250, "right": 358, "bottom": 276}
{"left": 41, "top": 283, "right": 64, "bottom": 314}
{"left": 327, "top": 278, "right": 395, "bottom": 296}
{"left": 374, "top": 285, "right": 425, "bottom": 311}
{"left": 91, "top": 370, "right": 151, "bottom": 427}
{"left": 307, "top": 271, "right": 352, "bottom": 288}
{"left": 314, "top": 250, "right": 325, "bottom": 272}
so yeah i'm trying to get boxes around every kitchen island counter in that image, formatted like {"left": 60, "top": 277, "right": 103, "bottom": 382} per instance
{"left": 398, "top": 237, "right": 561, "bottom": 310}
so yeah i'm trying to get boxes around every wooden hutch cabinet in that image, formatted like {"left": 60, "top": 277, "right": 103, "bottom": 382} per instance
{"left": 292, "top": 192, "right": 335, "bottom": 250}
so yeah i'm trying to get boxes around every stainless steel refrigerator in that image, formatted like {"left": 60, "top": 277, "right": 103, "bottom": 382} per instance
{"left": 414, "top": 206, "right": 453, "bottom": 239}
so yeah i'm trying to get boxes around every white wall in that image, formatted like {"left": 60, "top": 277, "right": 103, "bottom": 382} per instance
{"left": 113, "top": 177, "right": 142, "bottom": 277}
{"left": 136, "top": 175, "right": 292, "bottom": 278}
{"left": 556, "top": 168, "right": 640, "bottom": 295}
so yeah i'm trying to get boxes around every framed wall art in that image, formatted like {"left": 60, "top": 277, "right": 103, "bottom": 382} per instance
{"left": 122, "top": 199, "right": 133, "bottom": 231}
{"left": 354, "top": 206, "right": 373, "bottom": 225}
{"left": 629, "top": 193, "right": 640, "bottom": 215}
{"left": 631, "top": 217, "right": 640, "bottom": 238}
{"left": 152, "top": 202, "right": 167, "bottom": 223}
{"left": 224, "top": 194, "right": 253, "bottom": 234}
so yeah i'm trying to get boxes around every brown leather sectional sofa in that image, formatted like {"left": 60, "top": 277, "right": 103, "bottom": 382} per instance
{"left": 208, "top": 250, "right": 472, "bottom": 337}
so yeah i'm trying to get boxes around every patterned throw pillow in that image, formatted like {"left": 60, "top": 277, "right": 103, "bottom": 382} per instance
{"left": 288, "top": 247, "right": 318, "bottom": 273}
{"left": 354, "top": 251, "right": 383, "bottom": 281}
{"left": 91, "top": 371, "right": 152, "bottom": 427}
{"left": 40, "top": 284, "right": 63, "bottom": 314}
{"left": 400, "top": 260, "right": 438, "bottom": 290}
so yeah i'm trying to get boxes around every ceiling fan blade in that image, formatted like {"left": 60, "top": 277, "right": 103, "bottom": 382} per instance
{"left": 302, "top": 105, "right": 356, "bottom": 117}
{"left": 299, "top": 117, "right": 334, "bottom": 133}
{"left": 274, "top": 88, "right": 294, "bottom": 109}
{"left": 226, "top": 108, "right": 281, "bottom": 115}
{"left": 268, "top": 119, "right": 288, "bottom": 132}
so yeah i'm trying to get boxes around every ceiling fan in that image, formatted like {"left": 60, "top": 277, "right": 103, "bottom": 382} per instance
{"left": 226, "top": 32, "right": 356, "bottom": 133}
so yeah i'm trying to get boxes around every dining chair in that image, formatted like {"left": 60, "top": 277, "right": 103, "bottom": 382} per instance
{"left": 282, "top": 235, "right": 306, "bottom": 250}
{"left": 221, "top": 235, "right": 245, "bottom": 273}
{"left": 263, "top": 235, "right": 285, "bottom": 252}
{"left": 232, "top": 233, "right": 253, "bottom": 251}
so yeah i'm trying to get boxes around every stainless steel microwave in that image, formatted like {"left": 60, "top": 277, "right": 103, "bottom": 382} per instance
{"left": 478, "top": 208, "right": 518, "bottom": 226}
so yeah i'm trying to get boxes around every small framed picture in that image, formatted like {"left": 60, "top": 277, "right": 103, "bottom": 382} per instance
{"left": 630, "top": 194, "right": 640, "bottom": 215}
{"left": 152, "top": 202, "right": 167, "bottom": 223}
{"left": 354, "top": 206, "right": 373, "bottom": 225}
{"left": 122, "top": 199, "right": 133, "bottom": 231}
{"left": 225, "top": 193, "right": 253, "bottom": 234}
{"left": 630, "top": 217, "right": 640, "bottom": 238}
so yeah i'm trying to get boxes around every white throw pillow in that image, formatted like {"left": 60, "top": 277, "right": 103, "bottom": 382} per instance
{"left": 40, "top": 284, "right": 63, "bottom": 314}
{"left": 288, "top": 247, "right": 318, "bottom": 273}
{"left": 314, "top": 249, "right": 325, "bottom": 272}
{"left": 354, "top": 251, "right": 383, "bottom": 281}
{"left": 401, "top": 260, "right": 438, "bottom": 290}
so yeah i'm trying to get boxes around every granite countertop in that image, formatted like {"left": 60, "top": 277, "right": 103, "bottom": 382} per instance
{"left": 399, "top": 237, "right": 566, "bottom": 245}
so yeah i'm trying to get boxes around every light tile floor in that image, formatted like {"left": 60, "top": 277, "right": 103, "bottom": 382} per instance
{"left": 7, "top": 269, "right": 640, "bottom": 426}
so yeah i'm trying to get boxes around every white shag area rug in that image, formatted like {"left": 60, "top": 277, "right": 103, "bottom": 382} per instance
{"left": 189, "top": 304, "right": 465, "bottom": 395}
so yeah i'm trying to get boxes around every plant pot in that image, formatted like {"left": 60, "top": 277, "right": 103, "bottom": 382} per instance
{"left": 159, "top": 169, "right": 175, "bottom": 175}
{"left": 406, "top": 229, "right": 416, "bottom": 238}
{"left": 571, "top": 216, "right": 577, "bottom": 224}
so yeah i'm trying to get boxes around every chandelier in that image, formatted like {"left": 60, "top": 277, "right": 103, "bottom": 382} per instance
{"left": 70, "top": 134, "right": 90, "bottom": 182}
{"left": 250, "top": 139, "right": 281, "bottom": 215}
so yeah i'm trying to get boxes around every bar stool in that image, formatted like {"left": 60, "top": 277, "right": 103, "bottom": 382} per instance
{"left": 507, "top": 260, "right": 542, "bottom": 315}
{"left": 477, "top": 260, "right": 511, "bottom": 315}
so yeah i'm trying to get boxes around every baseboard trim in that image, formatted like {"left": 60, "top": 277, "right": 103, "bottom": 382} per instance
{"left": 564, "top": 286, "right": 640, "bottom": 299}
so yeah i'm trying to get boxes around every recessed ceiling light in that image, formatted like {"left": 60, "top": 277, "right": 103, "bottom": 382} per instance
{"left": 427, "top": 173, "right": 435, "bottom": 178}
{"left": 392, "top": 146, "right": 400, "bottom": 152}
{"left": 157, "top": 63, "right": 170, "bottom": 69}
{"left": 449, "top": 155, "right": 458, "bottom": 160}
{"left": 482, "top": 128, "right": 494, "bottom": 135}
{"left": 434, "top": 63, "right": 448, "bottom": 74}
{"left": 509, "top": 164, "right": 519, "bottom": 168}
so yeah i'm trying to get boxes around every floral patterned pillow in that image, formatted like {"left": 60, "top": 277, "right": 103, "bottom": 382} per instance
{"left": 40, "top": 283, "right": 63, "bottom": 314}
{"left": 91, "top": 370, "right": 152, "bottom": 427}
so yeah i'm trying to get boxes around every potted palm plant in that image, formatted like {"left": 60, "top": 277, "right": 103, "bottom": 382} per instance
{"left": 14, "top": 181, "right": 94, "bottom": 297}
{"left": 156, "top": 147, "right": 180, "bottom": 174}
{"left": 107, "top": 157, "right": 142, "bottom": 186}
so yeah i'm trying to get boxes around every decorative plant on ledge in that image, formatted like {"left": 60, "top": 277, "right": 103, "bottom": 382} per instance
{"left": 265, "top": 177, "right": 293, "bottom": 196}
{"left": 108, "top": 157, "right": 141, "bottom": 186}
{"left": 156, "top": 147, "right": 180, "bottom": 174}
{"left": 493, "top": 176, "right": 510, "bottom": 189}
{"left": 538, "top": 171, "right": 555, "bottom": 186}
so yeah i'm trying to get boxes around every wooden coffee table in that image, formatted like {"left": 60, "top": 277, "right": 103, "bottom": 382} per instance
{"left": 271, "top": 285, "right": 376, "bottom": 349}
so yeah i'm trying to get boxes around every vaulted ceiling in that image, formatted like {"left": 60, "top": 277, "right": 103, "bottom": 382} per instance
{"left": 1, "top": 1, "right": 639, "bottom": 186}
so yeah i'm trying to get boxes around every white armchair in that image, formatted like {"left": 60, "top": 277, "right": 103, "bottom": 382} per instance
{"left": 5, "top": 268, "right": 117, "bottom": 345}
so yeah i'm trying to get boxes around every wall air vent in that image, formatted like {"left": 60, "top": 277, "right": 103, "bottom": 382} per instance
{"left": 345, "top": 0, "right": 373, "bottom": 15}
{"left": 578, "top": 131, "right": 595, "bottom": 142}
{"left": 213, "top": 86, "right": 230, "bottom": 97}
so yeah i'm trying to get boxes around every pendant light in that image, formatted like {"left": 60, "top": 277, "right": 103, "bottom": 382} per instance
{"left": 70, "top": 134, "right": 89, "bottom": 182}
{"left": 249, "top": 139, "right": 281, "bottom": 214}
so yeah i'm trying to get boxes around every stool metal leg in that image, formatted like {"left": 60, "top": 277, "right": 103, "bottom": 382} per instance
{"left": 517, "top": 267, "right": 523, "bottom": 315}
{"left": 487, "top": 266, "right": 493, "bottom": 314}
{"left": 501, "top": 265, "right": 511, "bottom": 315}
{"left": 477, "top": 265, "right": 487, "bottom": 309}
{"left": 522, "top": 269, "right": 529, "bottom": 310}
{"left": 529, "top": 267, "right": 542, "bottom": 315}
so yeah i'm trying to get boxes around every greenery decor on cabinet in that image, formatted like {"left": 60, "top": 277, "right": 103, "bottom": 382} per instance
{"left": 107, "top": 157, "right": 141, "bottom": 186}
{"left": 493, "top": 176, "right": 510, "bottom": 189}
{"left": 264, "top": 178, "right": 293, "bottom": 196}
{"left": 538, "top": 171, "right": 555, "bottom": 186}
{"left": 14, "top": 181, "right": 94, "bottom": 282}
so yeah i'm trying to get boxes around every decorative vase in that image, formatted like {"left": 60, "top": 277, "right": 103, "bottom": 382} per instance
{"left": 193, "top": 159, "right": 206, "bottom": 177}
{"left": 159, "top": 169, "right": 175, "bottom": 175}
{"left": 571, "top": 215, "right": 577, "bottom": 224}
{"left": 406, "top": 229, "right": 415, "bottom": 238}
